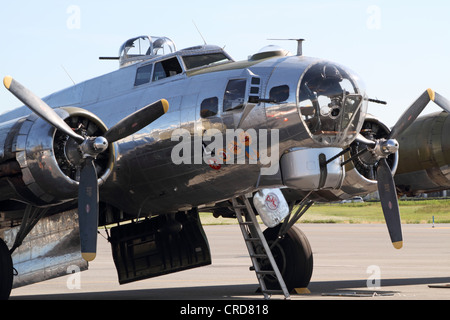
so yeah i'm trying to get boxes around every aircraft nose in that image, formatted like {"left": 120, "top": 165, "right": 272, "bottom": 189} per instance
{"left": 297, "top": 62, "right": 367, "bottom": 147}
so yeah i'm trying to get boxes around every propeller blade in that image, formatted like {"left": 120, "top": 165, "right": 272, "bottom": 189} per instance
{"left": 377, "top": 158, "right": 403, "bottom": 249}
{"left": 3, "top": 76, "right": 85, "bottom": 144}
{"left": 388, "top": 90, "right": 433, "bottom": 140}
{"left": 104, "top": 99, "right": 169, "bottom": 143}
{"left": 78, "top": 157, "right": 99, "bottom": 261}
{"left": 389, "top": 89, "right": 450, "bottom": 140}
{"left": 434, "top": 92, "right": 450, "bottom": 113}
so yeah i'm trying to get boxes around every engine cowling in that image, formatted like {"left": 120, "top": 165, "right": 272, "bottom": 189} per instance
{"left": 12, "top": 107, "right": 115, "bottom": 205}
{"left": 394, "top": 111, "right": 450, "bottom": 196}
{"left": 336, "top": 114, "right": 398, "bottom": 199}
{"left": 282, "top": 115, "right": 398, "bottom": 203}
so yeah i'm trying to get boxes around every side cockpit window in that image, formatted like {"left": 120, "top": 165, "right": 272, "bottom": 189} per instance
{"left": 201, "top": 97, "right": 219, "bottom": 118}
{"left": 134, "top": 64, "right": 153, "bottom": 86}
{"left": 269, "top": 85, "right": 289, "bottom": 103}
{"left": 223, "top": 79, "right": 246, "bottom": 111}
{"left": 153, "top": 57, "right": 183, "bottom": 81}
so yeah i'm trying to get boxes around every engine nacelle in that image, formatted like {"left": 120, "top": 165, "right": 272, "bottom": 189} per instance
{"left": 394, "top": 111, "right": 450, "bottom": 196}
{"left": 282, "top": 115, "right": 398, "bottom": 203}
{"left": 12, "top": 107, "right": 115, "bottom": 205}
{"left": 336, "top": 115, "right": 398, "bottom": 199}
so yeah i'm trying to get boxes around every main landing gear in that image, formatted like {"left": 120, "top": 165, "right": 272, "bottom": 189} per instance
{"left": 263, "top": 225, "right": 313, "bottom": 292}
{"left": 232, "top": 195, "right": 314, "bottom": 298}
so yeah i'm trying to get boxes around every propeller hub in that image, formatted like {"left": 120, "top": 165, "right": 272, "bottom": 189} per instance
{"left": 93, "top": 136, "right": 109, "bottom": 153}
{"left": 382, "top": 139, "right": 399, "bottom": 154}
{"left": 370, "top": 138, "right": 399, "bottom": 159}
{"left": 80, "top": 136, "right": 109, "bottom": 158}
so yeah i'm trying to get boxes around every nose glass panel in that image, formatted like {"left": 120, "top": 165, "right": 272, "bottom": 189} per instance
{"left": 298, "top": 62, "right": 366, "bottom": 146}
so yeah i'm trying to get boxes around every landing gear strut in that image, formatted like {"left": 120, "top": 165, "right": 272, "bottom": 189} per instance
{"left": 0, "top": 238, "right": 13, "bottom": 300}
{"left": 232, "top": 194, "right": 314, "bottom": 297}
{"left": 259, "top": 192, "right": 315, "bottom": 291}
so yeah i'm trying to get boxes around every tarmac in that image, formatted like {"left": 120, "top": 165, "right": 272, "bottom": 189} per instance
{"left": 9, "top": 223, "right": 450, "bottom": 300}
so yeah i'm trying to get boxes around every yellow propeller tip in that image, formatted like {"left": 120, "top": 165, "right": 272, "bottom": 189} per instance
{"left": 392, "top": 241, "right": 403, "bottom": 250}
{"left": 82, "top": 252, "right": 96, "bottom": 261}
{"left": 427, "top": 88, "right": 435, "bottom": 101}
{"left": 3, "top": 76, "right": 12, "bottom": 89}
{"left": 161, "top": 99, "right": 169, "bottom": 113}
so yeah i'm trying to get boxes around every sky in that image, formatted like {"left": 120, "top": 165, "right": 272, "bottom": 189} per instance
{"left": 0, "top": 0, "right": 449, "bottom": 127}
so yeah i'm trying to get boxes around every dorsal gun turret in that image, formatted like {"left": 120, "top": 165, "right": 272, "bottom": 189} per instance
{"left": 118, "top": 36, "right": 176, "bottom": 68}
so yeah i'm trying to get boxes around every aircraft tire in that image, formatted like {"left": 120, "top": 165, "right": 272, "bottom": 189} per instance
{"left": 0, "top": 238, "right": 13, "bottom": 300}
{"left": 263, "top": 225, "right": 313, "bottom": 291}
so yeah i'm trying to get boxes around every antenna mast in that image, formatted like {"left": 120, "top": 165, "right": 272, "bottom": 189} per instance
{"left": 267, "top": 38, "right": 305, "bottom": 56}
{"left": 193, "top": 20, "right": 207, "bottom": 45}
{"left": 61, "top": 65, "right": 76, "bottom": 85}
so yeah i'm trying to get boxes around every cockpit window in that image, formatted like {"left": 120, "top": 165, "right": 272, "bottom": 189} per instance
{"left": 183, "top": 53, "right": 231, "bottom": 70}
{"left": 269, "top": 85, "right": 289, "bottom": 103}
{"left": 152, "top": 57, "right": 183, "bottom": 81}
{"left": 134, "top": 64, "right": 153, "bottom": 86}
{"left": 201, "top": 97, "right": 219, "bottom": 118}
{"left": 298, "top": 63, "right": 366, "bottom": 146}
{"left": 223, "top": 79, "right": 246, "bottom": 111}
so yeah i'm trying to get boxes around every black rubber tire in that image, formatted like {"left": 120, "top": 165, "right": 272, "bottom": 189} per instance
{"left": 0, "top": 238, "right": 13, "bottom": 300}
{"left": 262, "top": 225, "right": 313, "bottom": 291}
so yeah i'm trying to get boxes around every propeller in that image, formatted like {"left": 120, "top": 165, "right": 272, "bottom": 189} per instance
{"left": 355, "top": 89, "right": 450, "bottom": 249}
{"left": 3, "top": 76, "right": 169, "bottom": 261}
{"left": 376, "top": 157, "right": 402, "bottom": 248}
{"left": 388, "top": 89, "right": 450, "bottom": 141}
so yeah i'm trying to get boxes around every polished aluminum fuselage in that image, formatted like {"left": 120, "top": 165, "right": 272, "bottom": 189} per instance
{"left": 0, "top": 46, "right": 366, "bottom": 216}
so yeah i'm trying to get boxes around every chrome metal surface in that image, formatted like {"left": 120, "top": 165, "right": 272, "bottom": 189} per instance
{"left": 0, "top": 37, "right": 374, "bottom": 216}
{"left": 370, "top": 138, "right": 399, "bottom": 159}
{"left": 3, "top": 210, "right": 87, "bottom": 288}
{"left": 10, "top": 107, "right": 113, "bottom": 205}
{"left": 280, "top": 147, "right": 344, "bottom": 190}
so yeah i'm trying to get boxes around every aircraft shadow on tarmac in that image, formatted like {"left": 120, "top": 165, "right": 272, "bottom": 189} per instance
{"left": 12, "top": 284, "right": 260, "bottom": 300}
{"left": 308, "top": 276, "right": 450, "bottom": 297}
{"left": 10, "top": 276, "right": 450, "bottom": 300}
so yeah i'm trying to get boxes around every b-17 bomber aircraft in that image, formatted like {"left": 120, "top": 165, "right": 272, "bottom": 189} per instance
{"left": 0, "top": 35, "right": 449, "bottom": 300}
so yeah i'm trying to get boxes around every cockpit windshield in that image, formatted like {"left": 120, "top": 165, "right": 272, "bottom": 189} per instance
{"left": 298, "top": 62, "right": 367, "bottom": 146}
{"left": 182, "top": 52, "right": 231, "bottom": 70}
